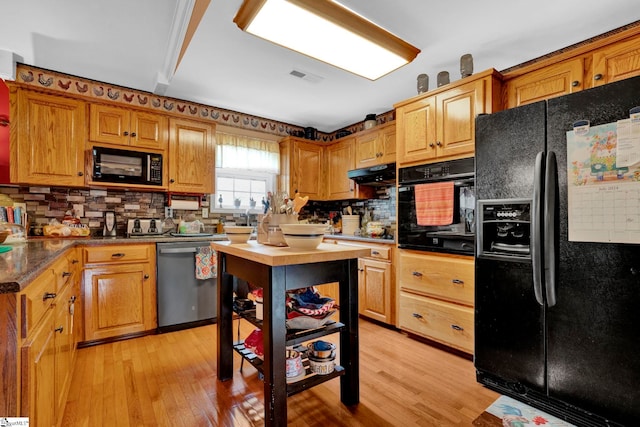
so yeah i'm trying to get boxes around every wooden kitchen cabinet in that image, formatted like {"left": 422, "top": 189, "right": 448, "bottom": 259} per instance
{"left": 354, "top": 122, "right": 396, "bottom": 168}
{"left": 591, "top": 36, "right": 640, "bottom": 87}
{"left": 279, "top": 137, "right": 324, "bottom": 200}
{"left": 397, "top": 250, "right": 474, "bottom": 353}
{"left": 503, "top": 30, "right": 640, "bottom": 108}
{"left": 89, "top": 103, "right": 168, "bottom": 150}
{"left": 324, "top": 238, "right": 395, "bottom": 325}
{"left": 324, "top": 136, "right": 375, "bottom": 200}
{"left": 168, "top": 117, "right": 215, "bottom": 194}
{"left": 82, "top": 244, "right": 156, "bottom": 342}
{"left": 395, "top": 69, "right": 502, "bottom": 165}
{"left": 505, "top": 58, "right": 584, "bottom": 108}
{"left": 20, "top": 248, "right": 78, "bottom": 426}
{"left": 10, "top": 87, "right": 86, "bottom": 187}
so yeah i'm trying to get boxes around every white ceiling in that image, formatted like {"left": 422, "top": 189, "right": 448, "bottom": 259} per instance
{"left": 1, "top": 1, "right": 638, "bottom": 133}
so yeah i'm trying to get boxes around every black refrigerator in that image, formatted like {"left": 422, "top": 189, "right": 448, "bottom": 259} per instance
{"left": 474, "top": 76, "right": 640, "bottom": 427}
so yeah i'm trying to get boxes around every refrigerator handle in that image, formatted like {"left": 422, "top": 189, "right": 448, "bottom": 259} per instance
{"left": 531, "top": 151, "right": 545, "bottom": 306}
{"left": 544, "top": 151, "right": 558, "bottom": 307}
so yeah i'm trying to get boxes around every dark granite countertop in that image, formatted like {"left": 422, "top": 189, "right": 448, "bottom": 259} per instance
{"left": 0, "top": 233, "right": 394, "bottom": 294}
{"left": 0, "top": 234, "right": 230, "bottom": 294}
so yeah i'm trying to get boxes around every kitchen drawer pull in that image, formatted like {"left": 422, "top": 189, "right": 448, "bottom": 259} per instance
{"left": 594, "top": 73, "right": 603, "bottom": 81}
{"left": 62, "top": 271, "right": 72, "bottom": 277}
{"left": 71, "top": 259, "right": 79, "bottom": 264}
{"left": 412, "top": 271, "right": 423, "bottom": 277}
{"left": 111, "top": 253, "right": 126, "bottom": 258}
{"left": 412, "top": 312, "right": 423, "bottom": 319}
{"left": 371, "top": 250, "right": 380, "bottom": 255}
{"left": 451, "top": 279, "right": 464, "bottom": 285}
{"left": 571, "top": 80, "right": 580, "bottom": 87}
{"left": 42, "top": 292, "right": 57, "bottom": 301}
{"left": 451, "top": 324, "right": 464, "bottom": 331}
{"left": 55, "top": 326, "right": 64, "bottom": 333}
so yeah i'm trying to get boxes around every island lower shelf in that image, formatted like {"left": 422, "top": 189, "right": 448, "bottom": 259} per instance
{"left": 233, "top": 341, "right": 345, "bottom": 397}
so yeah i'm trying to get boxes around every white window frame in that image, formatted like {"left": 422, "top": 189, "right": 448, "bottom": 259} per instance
{"left": 211, "top": 168, "right": 276, "bottom": 214}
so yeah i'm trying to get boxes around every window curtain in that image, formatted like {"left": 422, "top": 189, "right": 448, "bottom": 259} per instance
{"left": 216, "top": 132, "right": 280, "bottom": 173}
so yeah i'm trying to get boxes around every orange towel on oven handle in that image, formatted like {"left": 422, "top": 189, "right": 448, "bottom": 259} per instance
{"left": 414, "top": 181, "right": 455, "bottom": 226}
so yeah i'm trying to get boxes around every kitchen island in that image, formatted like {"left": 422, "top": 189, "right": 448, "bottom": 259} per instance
{"left": 212, "top": 240, "right": 370, "bottom": 426}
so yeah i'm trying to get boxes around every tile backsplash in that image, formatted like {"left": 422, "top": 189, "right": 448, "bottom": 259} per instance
{"left": 1, "top": 185, "right": 396, "bottom": 236}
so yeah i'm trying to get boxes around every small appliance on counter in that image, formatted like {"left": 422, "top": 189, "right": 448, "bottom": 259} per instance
{"left": 103, "top": 211, "right": 117, "bottom": 237}
{"left": 126, "top": 218, "right": 164, "bottom": 237}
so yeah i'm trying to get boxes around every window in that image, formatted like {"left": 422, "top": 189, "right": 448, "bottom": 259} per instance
{"left": 215, "top": 169, "right": 272, "bottom": 209}
{"left": 212, "top": 127, "right": 280, "bottom": 210}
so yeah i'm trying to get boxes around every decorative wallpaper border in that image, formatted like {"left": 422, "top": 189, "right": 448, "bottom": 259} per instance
{"left": 14, "top": 64, "right": 394, "bottom": 142}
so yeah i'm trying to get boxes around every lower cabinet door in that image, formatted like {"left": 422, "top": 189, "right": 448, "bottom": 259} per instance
{"left": 398, "top": 291, "right": 474, "bottom": 353}
{"left": 22, "top": 313, "right": 56, "bottom": 426}
{"left": 83, "top": 263, "right": 156, "bottom": 341}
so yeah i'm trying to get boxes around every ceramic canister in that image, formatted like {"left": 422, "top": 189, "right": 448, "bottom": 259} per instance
{"left": 285, "top": 349, "right": 304, "bottom": 378}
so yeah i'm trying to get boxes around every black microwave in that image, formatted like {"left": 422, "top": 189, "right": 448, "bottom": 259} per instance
{"left": 92, "top": 146, "right": 163, "bottom": 186}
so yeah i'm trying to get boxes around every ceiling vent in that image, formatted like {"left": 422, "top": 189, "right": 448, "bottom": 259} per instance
{"left": 289, "top": 68, "right": 323, "bottom": 83}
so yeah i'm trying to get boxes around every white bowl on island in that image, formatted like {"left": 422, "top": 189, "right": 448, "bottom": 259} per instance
{"left": 278, "top": 223, "right": 327, "bottom": 250}
{"left": 224, "top": 225, "right": 253, "bottom": 244}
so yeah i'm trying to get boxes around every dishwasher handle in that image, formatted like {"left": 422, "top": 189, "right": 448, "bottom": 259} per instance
{"left": 158, "top": 247, "right": 200, "bottom": 254}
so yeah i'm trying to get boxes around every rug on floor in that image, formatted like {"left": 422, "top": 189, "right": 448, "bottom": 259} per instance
{"left": 473, "top": 395, "right": 577, "bottom": 427}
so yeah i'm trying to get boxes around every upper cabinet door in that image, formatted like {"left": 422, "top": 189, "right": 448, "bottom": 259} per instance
{"left": 293, "top": 140, "right": 324, "bottom": 200}
{"left": 89, "top": 104, "right": 168, "bottom": 150}
{"left": 505, "top": 58, "right": 584, "bottom": 108}
{"left": 326, "top": 137, "right": 355, "bottom": 200}
{"left": 436, "top": 78, "right": 485, "bottom": 159}
{"left": 396, "top": 95, "right": 437, "bottom": 164}
{"left": 11, "top": 89, "right": 86, "bottom": 186}
{"left": 591, "top": 36, "right": 640, "bottom": 87}
{"left": 168, "top": 118, "right": 215, "bottom": 194}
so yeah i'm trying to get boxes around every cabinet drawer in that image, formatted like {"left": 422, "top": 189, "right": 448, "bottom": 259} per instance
{"left": 83, "top": 244, "right": 151, "bottom": 265}
{"left": 21, "top": 270, "right": 56, "bottom": 339}
{"left": 51, "top": 255, "right": 73, "bottom": 293}
{"left": 399, "top": 251, "right": 473, "bottom": 305}
{"left": 399, "top": 291, "right": 473, "bottom": 353}
{"left": 367, "top": 245, "right": 391, "bottom": 261}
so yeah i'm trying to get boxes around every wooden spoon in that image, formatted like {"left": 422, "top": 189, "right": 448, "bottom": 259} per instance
{"left": 293, "top": 195, "right": 309, "bottom": 214}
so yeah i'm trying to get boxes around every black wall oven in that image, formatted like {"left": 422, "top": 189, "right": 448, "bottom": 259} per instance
{"left": 398, "top": 157, "right": 475, "bottom": 255}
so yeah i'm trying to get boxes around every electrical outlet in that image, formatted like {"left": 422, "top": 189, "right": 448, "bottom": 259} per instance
{"left": 164, "top": 207, "right": 173, "bottom": 218}
{"left": 202, "top": 207, "right": 209, "bottom": 218}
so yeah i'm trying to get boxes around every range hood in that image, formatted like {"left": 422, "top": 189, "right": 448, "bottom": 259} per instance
{"left": 347, "top": 163, "right": 396, "bottom": 186}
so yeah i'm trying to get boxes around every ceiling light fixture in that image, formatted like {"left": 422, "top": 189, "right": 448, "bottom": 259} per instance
{"left": 234, "top": 0, "right": 420, "bottom": 80}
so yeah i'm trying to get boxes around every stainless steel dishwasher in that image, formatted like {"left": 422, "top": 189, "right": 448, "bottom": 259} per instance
{"left": 156, "top": 241, "right": 217, "bottom": 331}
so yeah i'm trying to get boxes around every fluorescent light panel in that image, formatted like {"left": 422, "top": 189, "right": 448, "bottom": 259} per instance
{"left": 234, "top": 0, "right": 420, "bottom": 80}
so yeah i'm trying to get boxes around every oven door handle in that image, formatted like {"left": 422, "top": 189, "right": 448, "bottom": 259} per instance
{"left": 158, "top": 247, "right": 199, "bottom": 254}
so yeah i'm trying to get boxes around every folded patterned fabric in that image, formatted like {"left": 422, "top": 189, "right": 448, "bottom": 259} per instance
{"left": 287, "top": 287, "right": 335, "bottom": 316}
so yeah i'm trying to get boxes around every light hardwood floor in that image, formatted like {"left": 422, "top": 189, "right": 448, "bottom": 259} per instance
{"left": 61, "top": 319, "right": 498, "bottom": 426}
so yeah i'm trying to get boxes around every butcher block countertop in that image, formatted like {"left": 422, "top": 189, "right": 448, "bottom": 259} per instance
{"left": 211, "top": 240, "right": 370, "bottom": 266}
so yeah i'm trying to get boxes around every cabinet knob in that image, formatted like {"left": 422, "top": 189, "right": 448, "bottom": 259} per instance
{"left": 144, "top": 274, "right": 150, "bottom": 279}
{"left": 594, "top": 73, "right": 603, "bottom": 81}
{"left": 70, "top": 295, "right": 77, "bottom": 303}
{"left": 131, "top": 132, "right": 137, "bottom": 137}
{"left": 62, "top": 271, "right": 72, "bottom": 277}
{"left": 169, "top": 178, "right": 175, "bottom": 183}
{"left": 55, "top": 326, "right": 64, "bottom": 333}
{"left": 372, "top": 250, "right": 380, "bottom": 255}
{"left": 358, "top": 268, "right": 364, "bottom": 272}
{"left": 71, "top": 259, "right": 79, "bottom": 264}
{"left": 111, "top": 253, "right": 125, "bottom": 258}
{"left": 451, "top": 324, "right": 464, "bottom": 331}
{"left": 77, "top": 171, "right": 84, "bottom": 176}
{"left": 571, "top": 80, "right": 580, "bottom": 87}
{"left": 123, "top": 131, "right": 129, "bottom": 136}
{"left": 451, "top": 279, "right": 464, "bottom": 285}
{"left": 436, "top": 141, "right": 442, "bottom": 146}
{"left": 43, "top": 292, "right": 57, "bottom": 301}
{"left": 429, "top": 143, "right": 435, "bottom": 148}
{"left": 412, "top": 271, "right": 423, "bottom": 277}
{"left": 412, "top": 312, "right": 423, "bottom": 319}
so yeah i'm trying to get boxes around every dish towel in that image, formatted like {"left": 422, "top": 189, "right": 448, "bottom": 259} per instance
{"left": 414, "top": 181, "right": 455, "bottom": 226}
{"left": 195, "top": 246, "right": 217, "bottom": 279}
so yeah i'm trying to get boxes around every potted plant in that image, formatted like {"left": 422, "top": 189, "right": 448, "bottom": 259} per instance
{"left": 249, "top": 197, "right": 257, "bottom": 208}
{"left": 234, "top": 198, "right": 241, "bottom": 208}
